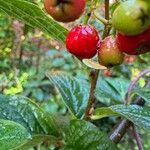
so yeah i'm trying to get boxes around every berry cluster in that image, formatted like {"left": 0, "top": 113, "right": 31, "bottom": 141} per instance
{"left": 113, "top": 0, "right": 150, "bottom": 55}
{"left": 44, "top": 0, "right": 150, "bottom": 68}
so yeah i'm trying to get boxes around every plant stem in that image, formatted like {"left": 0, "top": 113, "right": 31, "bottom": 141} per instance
{"left": 84, "top": 0, "right": 110, "bottom": 120}
{"left": 84, "top": 70, "right": 100, "bottom": 120}
{"left": 109, "top": 97, "right": 145, "bottom": 144}
{"left": 109, "top": 119, "right": 132, "bottom": 143}
{"left": 93, "top": 13, "right": 109, "bottom": 25}
{"left": 132, "top": 125, "right": 144, "bottom": 150}
{"left": 109, "top": 79, "right": 150, "bottom": 144}
{"left": 83, "top": 0, "right": 97, "bottom": 25}
{"left": 105, "top": 0, "right": 110, "bottom": 20}
{"left": 102, "top": 0, "right": 111, "bottom": 39}
{"left": 126, "top": 68, "right": 150, "bottom": 104}
{"left": 37, "top": 144, "right": 41, "bottom": 150}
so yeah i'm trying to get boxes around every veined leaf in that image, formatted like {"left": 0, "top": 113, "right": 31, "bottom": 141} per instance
{"left": 92, "top": 104, "right": 150, "bottom": 131}
{"left": 0, "top": 94, "right": 59, "bottom": 136}
{"left": 96, "top": 77, "right": 130, "bottom": 103}
{"left": 47, "top": 72, "right": 89, "bottom": 119}
{"left": 62, "top": 120, "right": 118, "bottom": 150}
{"left": 0, "top": 119, "right": 30, "bottom": 150}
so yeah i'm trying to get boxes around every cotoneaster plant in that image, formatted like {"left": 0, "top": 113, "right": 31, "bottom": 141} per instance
{"left": 98, "top": 36, "right": 124, "bottom": 67}
{"left": 116, "top": 27, "right": 150, "bottom": 55}
{"left": 66, "top": 25, "right": 100, "bottom": 59}
{"left": 44, "top": 0, "right": 86, "bottom": 22}
{"left": 112, "top": 0, "right": 150, "bottom": 36}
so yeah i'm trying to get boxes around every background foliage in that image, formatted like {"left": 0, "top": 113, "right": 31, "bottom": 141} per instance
{"left": 0, "top": 0, "right": 149, "bottom": 150}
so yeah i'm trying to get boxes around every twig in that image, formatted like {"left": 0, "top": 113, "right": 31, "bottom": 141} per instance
{"left": 105, "top": 0, "right": 109, "bottom": 20}
{"left": 109, "top": 119, "right": 132, "bottom": 143}
{"left": 102, "top": 0, "right": 111, "bottom": 39}
{"left": 84, "top": 0, "right": 110, "bottom": 120}
{"left": 109, "top": 97, "right": 145, "bottom": 144}
{"left": 109, "top": 79, "right": 150, "bottom": 144}
{"left": 132, "top": 125, "right": 144, "bottom": 150}
{"left": 84, "top": 70, "right": 100, "bottom": 119}
{"left": 126, "top": 68, "right": 150, "bottom": 104}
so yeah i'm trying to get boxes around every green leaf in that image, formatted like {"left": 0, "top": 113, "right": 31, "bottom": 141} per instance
{"left": 134, "top": 87, "right": 150, "bottom": 103}
{"left": 92, "top": 104, "right": 150, "bottom": 131}
{"left": 0, "top": 94, "right": 59, "bottom": 136}
{"left": 0, "top": 119, "right": 30, "bottom": 150}
{"left": 0, "top": 0, "right": 68, "bottom": 43}
{"left": 92, "top": 107, "right": 118, "bottom": 119}
{"left": 47, "top": 72, "right": 89, "bottom": 119}
{"left": 15, "top": 135, "right": 57, "bottom": 150}
{"left": 62, "top": 120, "right": 118, "bottom": 150}
{"left": 96, "top": 77, "right": 130, "bottom": 103}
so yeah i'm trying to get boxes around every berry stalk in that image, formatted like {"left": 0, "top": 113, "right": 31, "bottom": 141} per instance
{"left": 84, "top": 0, "right": 110, "bottom": 120}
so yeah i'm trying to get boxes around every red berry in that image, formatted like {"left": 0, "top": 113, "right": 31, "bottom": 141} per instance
{"left": 44, "top": 0, "right": 86, "bottom": 22}
{"left": 116, "top": 27, "right": 150, "bottom": 55}
{"left": 66, "top": 25, "right": 100, "bottom": 59}
{"left": 98, "top": 36, "right": 124, "bottom": 67}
